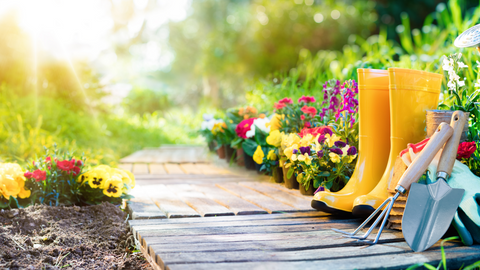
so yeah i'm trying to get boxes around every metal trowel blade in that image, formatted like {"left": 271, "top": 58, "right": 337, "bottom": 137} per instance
{"left": 402, "top": 180, "right": 464, "bottom": 252}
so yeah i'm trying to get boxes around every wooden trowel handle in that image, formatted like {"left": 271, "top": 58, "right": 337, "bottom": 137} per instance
{"left": 437, "top": 111, "right": 468, "bottom": 178}
{"left": 396, "top": 122, "right": 453, "bottom": 193}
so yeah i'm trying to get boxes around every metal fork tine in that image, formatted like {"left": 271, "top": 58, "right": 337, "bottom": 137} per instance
{"left": 359, "top": 192, "right": 400, "bottom": 245}
{"left": 331, "top": 196, "right": 393, "bottom": 237}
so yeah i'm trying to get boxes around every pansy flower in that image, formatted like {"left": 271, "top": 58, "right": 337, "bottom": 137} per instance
{"left": 103, "top": 176, "right": 123, "bottom": 198}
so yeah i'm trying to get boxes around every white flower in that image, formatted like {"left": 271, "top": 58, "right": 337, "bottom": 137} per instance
{"left": 458, "top": 62, "right": 468, "bottom": 68}
{"left": 245, "top": 127, "right": 255, "bottom": 138}
{"left": 457, "top": 52, "right": 462, "bottom": 59}
{"left": 253, "top": 117, "right": 271, "bottom": 134}
{"left": 202, "top": 119, "right": 223, "bottom": 131}
{"left": 442, "top": 57, "right": 453, "bottom": 71}
{"left": 447, "top": 80, "right": 456, "bottom": 91}
{"left": 475, "top": 79, "right": 480, "bottom": 88}
{"left": 458, "top": 80, "right": 465, "bottom": 87}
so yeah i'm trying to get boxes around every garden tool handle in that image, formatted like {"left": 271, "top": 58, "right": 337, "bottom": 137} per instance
{"left": 396, "top": 122, "right": 453, "bottom": 193}
{"left": 437, "top": 111, "right": 468, "bottom": 179}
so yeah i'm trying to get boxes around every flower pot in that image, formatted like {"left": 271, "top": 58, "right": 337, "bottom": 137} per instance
{"left": 236, "top": 148, "right": 245, "bottom": 166}
{"left": 273, "top": 165, "right": 283, "bottom": 183}
{"left": 216, "top": 144, "right": 226, "bottom": 159}
{"left": 300, "top": 181, "right": 315, "bottom": 196}
{"left": 255, "top": 163, "right": 264, "bottom": 174}
{"left": 224, "top": 145, "right": 236, "bottom": 162}
{"left": 282, "top": 166, "right": 298, "bottom": 189}
{"left": 207, "top": 141, "right": 215, "bottom": 152}
{"left": 243, "top": 151, "right": 256, "bottom": 170}
{"left": 426, "top": 110, "right": 469, "bottom": 142}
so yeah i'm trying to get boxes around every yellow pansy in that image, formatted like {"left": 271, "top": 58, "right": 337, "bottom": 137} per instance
{"left": 299, "top": 134, "right": 315, "bottom": 147}
{"left": 211, "top": 122, "right": 226, "bottom": 135}
{"left": 267, "top": 114, "right": 283, "bottom": 131}
{"left": 325, "top": 134, "right": 341, "bottom": 148}
{"left": 103, "top": 175, "right": 123, "bottom": 198}
{"left": 0, "top": 163, "right": 30, "bottom": 199}
{"left": 329, "top": 152, "right": 341, "bottom": 163}
{"left": 284, "top": 144, "right": 298, "bottom": 160}
{"left": 266, "top": 130, "right": 283, "bottom": 147}
{"left": 267, "top": 150, "right": 277, "bottom": 161}
{"left": 114, "top": 168, "right": 135, "bottom": 189}
{"left": 297, "top": 153, "right": 312, "bottom": 165}
{"left": 291, "top": 154, "right": 298, "bottom": 161}
{"left": 281, "top": 133, "right": 300, "bottom": 151}
{"left": 314, "top": 135, "right": 323, "bottom": 152}
{"left": 341, "top": 146, "right": 350, "bottom": 157}
{"left": 253, "top": 146, "right": 264, "bottom": 164}
{"left": 346, "top": 154, "right": 357, "bottom": 163}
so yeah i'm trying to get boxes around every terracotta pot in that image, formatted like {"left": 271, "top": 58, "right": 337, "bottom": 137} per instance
{"left": 273, "top": 165, "right": 283, "bottom": 183}
{"left": 216, "top": 144, "right": 226, "bottom": 159}
{"left": 236, "top": 148, "right": 245, "bottom": 166}
{"left": 426, "top": 110, "right": 469, "bottom": 142}
{"left": 300, "top": 181, "right": 314, "bottom": 196}
{"left": 283, "top": 166, "right": 299, "bottom": 189}
{"left": 224, "top": 145, "right": 236, "bottom": 162}
{"left": 243, "top": 151, "right": 256, "bottom": 170}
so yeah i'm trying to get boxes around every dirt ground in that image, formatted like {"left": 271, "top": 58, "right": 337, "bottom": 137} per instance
{"left": 0, "top": 202, "right": 152, "bottom": 270}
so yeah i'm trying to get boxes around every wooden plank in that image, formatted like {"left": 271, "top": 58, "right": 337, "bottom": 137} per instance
{"left": 133, "top": 216, "right": 358, "bottom": 234}
{"left": 136, "top": 222, "right": 357, "bottom": 240}
{"left": 216, "top": 182, "right": 296, "bottom": 213}
{"left": 164, "top": 163, "right": 185, "bottom": 174}
{"left": 158, "top": 240, "right": 432, "bottom": 270}
{"left": 179, "top": 163, "right": 203, "bottom": 175}
{"left": 239, "top": 182, "right": 313, "bottom": 211}
{"left": 128, "top": 211, "right": 330, "bottom": 227}
{"left": 196, "top": 164, "right": 231, "bottom": 175}
{"left": 144, "top": 229, "right": 401, "bottom": 253}
{"left": 149, "top": 185, "right": 201, "bottom": 218}
{"left": 195, "top": 184, "right": 268, "bottom": 215}
{"left": 172, "top": 184, "right": 234, "bottom": 217}
{"left": 133, "top": 163, "right": 149, "bottom": 174}
{"left": 264, "top": 182, "right": 314, "bottom": 201}
{"left": 149, "top": 164, "right": 167, "bottom": 175}
{"left": 118, "top": 163, "right": 133, "bottom": 172}
{"left": 165, "top": 245, "right": 480, "bottom": 270}
{"left": 126, "top": 200, "right": 166, "bottom": 220}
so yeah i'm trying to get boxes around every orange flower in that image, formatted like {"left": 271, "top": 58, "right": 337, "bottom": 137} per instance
{"left": 259, "top": 113, "right": 266, "bottom": 119}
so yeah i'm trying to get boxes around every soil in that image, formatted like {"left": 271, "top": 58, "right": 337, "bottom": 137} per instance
{"left": 0, "top": 202, "right": 152, "bottom": 270}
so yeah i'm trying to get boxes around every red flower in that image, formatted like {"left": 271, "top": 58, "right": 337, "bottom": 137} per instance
{"left": 298, "top": 96, "right": 316, "bottom": 104}
{"left": 72, "top": 166, "right": 81, "bottom": 176}
{"left": 457, "top": 141, "right": 477, "bottom": 159}
{"left": 304, "top": 122, "right": 311, "bottom": 128}
{"left": 298, "top": 126, "right": 332, "bottom": 138}
{"left": 57, "top": 160, "right": 75, "bottom": 172}
{"left": 278, "top": 98, "right": 293, "bottom": 104}
{"left": 45, "top": 157, "right": 52, "bottom": 163}
{"left": 24, "top": 171, "right": 33, "bottom": 178}
{"left": 33, "top": 169, "right": 46, "bottom": 182}
{"left": 300, "top": 115, "right": 305, "bottom": 120}
{"left": 274, "top": 102, "right": 287, "bottom": 110}
{"left": 301, "top": 106, "right": 317, "bottom": 117}
{"left": 76, "top": 160, "right": 83, "bottom": 167}
{"left": 235, "top": 118, "right": 255, "bottom": 139}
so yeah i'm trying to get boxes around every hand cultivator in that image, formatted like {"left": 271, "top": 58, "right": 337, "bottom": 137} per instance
{"left": 332, "top": 122, "right": 454, "bottom": 245}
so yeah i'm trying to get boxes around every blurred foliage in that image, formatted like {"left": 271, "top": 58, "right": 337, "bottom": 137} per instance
{"left": 122, "top": 88, "right": 172, "bottom": 115}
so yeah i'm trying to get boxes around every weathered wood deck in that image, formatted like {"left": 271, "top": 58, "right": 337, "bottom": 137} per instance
{"left": 124, "top": 146, "right": 480, "bottom": 270}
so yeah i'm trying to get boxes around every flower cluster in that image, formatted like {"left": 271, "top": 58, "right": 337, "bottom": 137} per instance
{"left": 238, "top": 106, "right": 258, "bottom": 119}
{"left": 442, "top": 53, "right": 467, "bottom": 92}
{"left": 282, "top": 127, "right": 357, "bottom": 191}
{"left": 0, "top": 163, "right": 31, "bottom": 201}
{"left": 78, "top": 165, "right": 135, "bottom": 198}
{"left": 273, "top": 96, "right": 320, "bottom": 133}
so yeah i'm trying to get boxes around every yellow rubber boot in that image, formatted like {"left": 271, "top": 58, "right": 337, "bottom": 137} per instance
{"left": 352, "top": 68, "right": 443, "bottom": 217}
{"left": 311, "top": 69, "right": 391, "bottom": 214}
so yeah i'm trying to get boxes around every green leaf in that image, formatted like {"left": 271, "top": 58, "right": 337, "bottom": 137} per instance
{"left": 287, "top": 167, "right": 294, "bottom": 179}
{"left": 242, "top": 139, "right": 258, "bottom": 157}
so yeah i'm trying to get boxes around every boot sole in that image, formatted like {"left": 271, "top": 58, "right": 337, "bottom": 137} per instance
{"left": 311, "top": 200, "right": 351, "bottom": 216}
{"left": 352, "top": 205, "right": 376, "bottom": 218}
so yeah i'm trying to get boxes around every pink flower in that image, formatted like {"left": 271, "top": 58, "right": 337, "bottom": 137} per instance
{"left": 24, "top": 171, "right": 33, "bottom": 178}
{"left": 72, "top": 166, "right": 81, "bottom": 176}
{"left": 235, "top": 118, "right": 255, "bottom": 139}
{"left": 274, "top": 102, "right": 287, "bottom": 110}
{"left": 457, "top": 141, "right": 477, "bottom": 159}
{"left": 301, "top": 106, "right": 317, "bottom": 117}
{"left": 298, "top": 96, "right": 316, "bottom": 104}
{"left": 304, "top": 122, "right": 311, "bottom": 128}
{"left": 300, "top": 115, "right": 305, "bottom": 120}
{"left": 278, "top": 98, "right": 293, "bottom": 104}
{"left": 57, "top": 160, "right": 75, "bottom": 172}
{"left": 33, "top": 169, "right": 46, "bottom": 182}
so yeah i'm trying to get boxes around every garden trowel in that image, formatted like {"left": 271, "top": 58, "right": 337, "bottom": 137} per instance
{"left": 402, "top": 111, "right": 467, "bottom": 252}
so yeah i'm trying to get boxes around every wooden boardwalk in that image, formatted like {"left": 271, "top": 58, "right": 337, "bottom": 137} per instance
{"left": 124, "top": 146, "right": 480, "bottom": 270}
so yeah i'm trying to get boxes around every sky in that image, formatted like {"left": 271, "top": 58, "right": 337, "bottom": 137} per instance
{"left": 0, "top": 0, "right": 191, "bottom": 101}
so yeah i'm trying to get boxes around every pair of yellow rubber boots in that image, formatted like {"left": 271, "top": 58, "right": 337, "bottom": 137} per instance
{"left": 312, "top": 68, "right": 443, "bottom": 217}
